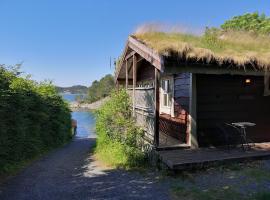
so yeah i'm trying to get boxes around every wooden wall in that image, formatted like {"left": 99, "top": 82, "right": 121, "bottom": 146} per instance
{"left": 197, "top": 74, "right": 270, "bottom": 146}
{"left": 136, "top": 60, "right": 155, "bottom": 82}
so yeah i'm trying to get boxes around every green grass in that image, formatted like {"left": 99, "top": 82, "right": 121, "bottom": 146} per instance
{"left": 133, "top": 30, "right": 270, "bottom": 69}
{"left": 172, "top": 185, "right": 243, "bottom": 200}
{"left": 172, "top": 185, "right": 270, "bottom": 200}
{"left": 242, "top": 168, "right": 270, "bottom": 182}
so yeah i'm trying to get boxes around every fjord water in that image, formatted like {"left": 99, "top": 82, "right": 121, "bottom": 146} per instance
{"left": 62, "top": 94, "right": 96, "bottom": 138}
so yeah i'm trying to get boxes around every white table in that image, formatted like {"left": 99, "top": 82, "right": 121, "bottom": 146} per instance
{"left": 230, "top": 122, "right": 256, "bottom": 150}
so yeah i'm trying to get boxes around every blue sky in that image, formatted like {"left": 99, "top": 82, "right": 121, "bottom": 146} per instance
{"left": 0, "top": 0, "right": 269, "bottom": 86}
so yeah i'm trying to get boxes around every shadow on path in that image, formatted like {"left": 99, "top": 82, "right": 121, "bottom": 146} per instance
{"left": 0, "top": 137, "right": 170, "bottom": 200}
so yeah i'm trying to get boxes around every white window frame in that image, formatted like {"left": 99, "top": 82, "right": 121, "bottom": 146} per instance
{"left": 160, "top": 76, "right": 174, "bottom": 117}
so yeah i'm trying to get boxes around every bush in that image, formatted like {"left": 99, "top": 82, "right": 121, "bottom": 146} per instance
{"left": 0, "top": 65, "right": 72, "bottom": 174}
{"left": 221, "top": 12, "right": 270, "bottom": 35}
{"left": 95, "top": 89, "right": 146, "bottom": 168}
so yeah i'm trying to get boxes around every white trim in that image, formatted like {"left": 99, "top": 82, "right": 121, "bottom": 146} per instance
{"left": 160, "top": 76, "right": 174, "bottom": 116}
{"left": 188, "top": 73, "right": 198, "bottom": 148}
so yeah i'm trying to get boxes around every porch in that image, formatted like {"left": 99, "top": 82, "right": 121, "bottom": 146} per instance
{"left": 156, "top": 142, "right": 270, "bottom": 170}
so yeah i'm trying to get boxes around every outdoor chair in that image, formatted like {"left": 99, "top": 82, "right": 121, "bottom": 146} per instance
{"left": 215, "top": 123, "right": 243, "bottom": 150}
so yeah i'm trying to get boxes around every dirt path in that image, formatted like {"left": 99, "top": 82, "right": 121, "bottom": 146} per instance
{"left": 0, "top": 137, "right": 171, "bottom": 200}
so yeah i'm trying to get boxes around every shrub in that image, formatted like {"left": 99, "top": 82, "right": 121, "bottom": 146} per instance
{"left": 221, "top": 12, "right": 270, "bottom": 35}
{"left": 0, "top": 65, "right": 72, "bottom": 174}
{"left": 95, "top": 89, "right": 146, "bottom": 168}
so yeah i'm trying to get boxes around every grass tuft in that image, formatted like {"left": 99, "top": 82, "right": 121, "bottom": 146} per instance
{"left": 133, "top": 30, "right": 270, "bottom": 69}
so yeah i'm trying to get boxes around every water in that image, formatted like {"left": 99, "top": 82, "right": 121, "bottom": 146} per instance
{"left": 62, "top": 93, "right": 86, "bottom": 102}
{"left": 62, "top": 93, "right": 96, "bottom": 138}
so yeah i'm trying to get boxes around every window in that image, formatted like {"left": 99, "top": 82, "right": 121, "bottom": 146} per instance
{"left": 161, "top": 79, "right": 172, "bottom": 107}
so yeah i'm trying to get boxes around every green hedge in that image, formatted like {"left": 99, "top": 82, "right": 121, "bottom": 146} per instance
{"left": 0, "top": 65, "right": 72, "bottom": 174}
{"left": 95, "top": 89, "right": 146, "bottom": 168}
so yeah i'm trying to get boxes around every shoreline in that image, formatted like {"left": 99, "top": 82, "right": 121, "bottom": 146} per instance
{"left": 69, "top": 97, "right": 109, "bottom": 111}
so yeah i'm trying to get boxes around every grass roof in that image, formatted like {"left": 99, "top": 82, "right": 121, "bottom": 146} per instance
{"left": 133, "top": 31, "right": 270, "bottom": 70}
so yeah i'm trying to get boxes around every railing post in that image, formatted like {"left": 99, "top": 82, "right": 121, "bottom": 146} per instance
{"left": 154, "top": 68, "right": 160, "bottom": 147}
{"left": 125, "top": 60, "right": 128, "bottom": 89}
{"left": 132, "top": 54, "right": 137, "bottom": 116}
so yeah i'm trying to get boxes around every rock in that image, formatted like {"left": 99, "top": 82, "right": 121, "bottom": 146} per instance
{"left": 69, "top": 97, "right": 110, "bottom": 111}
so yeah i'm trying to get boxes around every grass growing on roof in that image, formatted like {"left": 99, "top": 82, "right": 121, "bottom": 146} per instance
{"left": 133, "top": 29, "right": 270, "bottom": 69}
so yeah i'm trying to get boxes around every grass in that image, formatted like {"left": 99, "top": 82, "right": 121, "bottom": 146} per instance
{"left": 242, "top": 167, "right": 270, "bottom": 182}
{"left": 169, "top": 161, "right": 270, "bottom": 200}
{"left": 172, "top": 185, "right": 270, "bottom": 200}
{"left": 133, "top": 30, "right": 270, "bottom": 69}
{"left": 172, "top": 185, "right": 243, "bottom": 200}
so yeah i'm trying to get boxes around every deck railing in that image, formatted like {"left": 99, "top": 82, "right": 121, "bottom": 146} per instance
{"left": 127, "top": 87, "right": 155, "bottom": 143}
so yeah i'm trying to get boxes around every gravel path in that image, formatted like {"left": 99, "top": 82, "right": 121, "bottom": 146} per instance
{"left": 0, "top": 137, "right": 171, "bottom": 200}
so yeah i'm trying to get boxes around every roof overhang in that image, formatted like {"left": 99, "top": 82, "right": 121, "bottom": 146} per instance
{"left": 115, "top": 36, "right": 164, "bottom": 81}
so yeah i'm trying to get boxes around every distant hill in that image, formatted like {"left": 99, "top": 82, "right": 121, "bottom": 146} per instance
{"left": 86, "top": 74, "right": 115, "bottom": 103}
{"left": 56, "top": 85, "right": 88, "bottom": 94}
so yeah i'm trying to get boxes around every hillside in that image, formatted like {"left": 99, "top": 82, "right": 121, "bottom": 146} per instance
{"left": 86, "top": 74, "right": 114, "bottom": 103}
{"left": 56, "top": 85, "right": 88, "bottom": 94}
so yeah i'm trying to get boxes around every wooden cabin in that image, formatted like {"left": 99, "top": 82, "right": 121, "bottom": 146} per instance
{"left": 115, "top": 32, "right": 270, "bottom": 152}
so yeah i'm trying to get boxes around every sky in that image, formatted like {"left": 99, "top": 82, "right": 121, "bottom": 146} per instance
{"left": 0, "top": 0, "right": 269, "bottom": 87}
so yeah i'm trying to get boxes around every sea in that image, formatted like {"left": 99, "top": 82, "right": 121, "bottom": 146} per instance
{"left": 62, "top": 94, "right": 96, "bottom": 138}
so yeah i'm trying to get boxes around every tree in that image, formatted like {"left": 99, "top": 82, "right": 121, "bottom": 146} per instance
{"left": 221, "top": 12, "right": 270, "bottom": 34}
{"left": 87, "top": 74, "right": 115, "bottom": 103}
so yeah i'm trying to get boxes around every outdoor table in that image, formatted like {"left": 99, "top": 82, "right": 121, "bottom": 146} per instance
{"left": 230, "top": 122, "right": 256, "bottom": 150}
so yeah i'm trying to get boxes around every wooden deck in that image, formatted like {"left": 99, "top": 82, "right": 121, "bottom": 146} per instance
{"left": 156, "top": 142, "right": 270, "bottom": 170}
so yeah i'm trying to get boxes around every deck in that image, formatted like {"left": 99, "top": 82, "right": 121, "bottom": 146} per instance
{"left": 156, "top": 142, "right": 270, "bottom": 170}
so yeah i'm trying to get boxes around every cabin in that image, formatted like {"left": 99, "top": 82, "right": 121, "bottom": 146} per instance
{"left": 115, "top": 32, "right": 270, "bottom": 169}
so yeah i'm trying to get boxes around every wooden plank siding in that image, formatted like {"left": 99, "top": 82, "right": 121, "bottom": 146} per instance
{"left": 197, "top": 74, "right": 270, "bottom": 147}
{"left": 136, "top": 60, "right": 155, "bottom": 83}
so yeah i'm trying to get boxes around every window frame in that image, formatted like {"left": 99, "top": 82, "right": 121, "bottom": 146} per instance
{"left": 160, "top": 76, "right": 174, "bottom": 116}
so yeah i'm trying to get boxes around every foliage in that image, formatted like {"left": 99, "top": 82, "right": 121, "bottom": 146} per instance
{"left": 86, "top": 74, "right": 115, "bottom": 103}
{"left": 172, "top": 186, "right": 243, "bottom": 200}
{"left": 0, "top": 65, "right": 72, "bottom": 175}
{"left": 95, "top": 89, "right": 146, "bottom": 168}
{"left": 172, "top": 184, "right": 270, "bottom": 200}
{"left": 134, "top": 26, "right": 270, "bottom": 68}
{"left": 55, "top": 85, "right": 88, "bottom": 94}
{"left": 221, "top": 12, "right": 270, "bottom": 35}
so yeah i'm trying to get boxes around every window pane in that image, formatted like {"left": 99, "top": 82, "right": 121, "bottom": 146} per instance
{"left": 163, "top": 94, "right": 168, "bottom": 106}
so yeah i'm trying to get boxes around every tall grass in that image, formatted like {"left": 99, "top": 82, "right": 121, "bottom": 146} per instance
{"left": 134, "top": 29, "right": 270, "bottom": 68}
{"left": 95, "top": 89, "right": 146, "bottom": 168}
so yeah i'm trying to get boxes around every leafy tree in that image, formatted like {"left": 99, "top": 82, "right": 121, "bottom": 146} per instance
{"left": 87, "top": 74, "right": 114, "bottom": 103}
{"left": 221, "top": 12, "right": 270, "bottom": 34}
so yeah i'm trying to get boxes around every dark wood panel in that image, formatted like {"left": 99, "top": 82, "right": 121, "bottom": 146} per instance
{"left": 175, "top": 84, "right": 190, "bottom": 91}
{"left": 197, "top": 74, "right": 270, "bottom": 147}
{"left": 175, "top": 78, "right": 190, "bottom": 85}
{"left": 136, "top": 60, "right": 155, "bottom": 82}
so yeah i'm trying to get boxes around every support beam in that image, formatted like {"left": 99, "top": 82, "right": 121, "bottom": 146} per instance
{"left": 164, "top": 64, "right": 265, "bottom": 76}
{"left": 125, "top": 60, "right": 128, "bottom": 89}
{"left": 188, "top": 73, "right": 198, "bottom": 148}
{"left": 154, "top": 68, "right": 160, "bottom": 147}
{"left": 125, "top": 51, "right": 136, "bottom": 61}
{"left": 132, "top": 54, "right": 137, "bottom": 116}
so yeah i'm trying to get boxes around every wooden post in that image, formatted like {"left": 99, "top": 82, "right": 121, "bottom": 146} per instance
{"left": 188, "top": 73, "right": 198, "bottom": 148}
{"left": 116, "top": 80, "right": 119, "bottom": 91}
{"left": 132, "top": 54, "right": 137, "bottom": 116}
{"left": 125, "top": 60, "right": 128, "bottom": 89}
{"left": 154, "top": 68, "right": 160, "bottom": 147}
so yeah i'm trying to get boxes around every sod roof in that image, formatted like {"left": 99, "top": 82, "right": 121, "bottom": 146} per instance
{"left": 133, "top": 31, "right": 270, "bottom": 70}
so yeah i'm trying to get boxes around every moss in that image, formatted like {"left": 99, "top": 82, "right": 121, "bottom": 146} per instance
{"left": 133, "top": 30, "right": 270, "bottom": 69}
